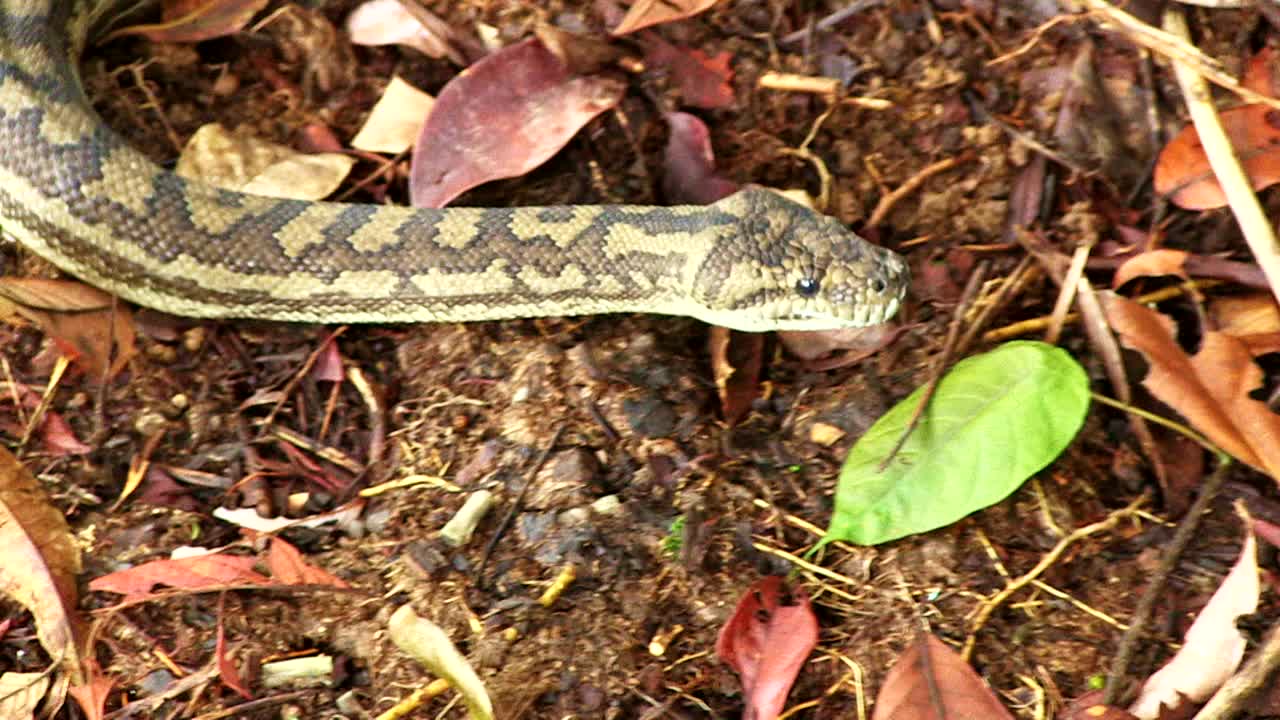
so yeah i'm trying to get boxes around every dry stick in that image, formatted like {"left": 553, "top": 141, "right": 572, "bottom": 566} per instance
{"left": 1076, "top": 0, "right": 1280, "bottom": 111}
{"left": 477, "top": 423, "right": 566, "bottom": 584}
{"left": 1101, "top": 458, "right": 1232, "bottom": 706}
{"left": 954, "top": 256, "right": 1037, "bottom": 358}
{"left": 982, "top": 279, "right": 1223, "bottom": 343}
{"left": 867, "top": 156, "right": 966, "bottom": 228}
{"left": 877, "top": 261, "right": 988, "bottom": 471}
{"left": 962, "top": 494, "right": 1147, "bottom": 661}
{"left": 1162, "top": 8, "right": 1280, "bottom": 308}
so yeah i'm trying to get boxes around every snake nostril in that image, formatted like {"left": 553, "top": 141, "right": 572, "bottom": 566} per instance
{"left": 871, "top": 278, "right": 886, "bottom": 293}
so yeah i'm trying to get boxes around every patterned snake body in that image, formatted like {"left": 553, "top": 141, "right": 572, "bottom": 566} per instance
{"left": 0, "top": 0, "right": 908, "bottom": 332}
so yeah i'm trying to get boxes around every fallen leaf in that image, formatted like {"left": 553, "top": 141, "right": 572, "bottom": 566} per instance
{"left": 708, "top": 326, "right": 762, "bottom": 425}
{"left": 0, "top": 672, "right": 49, "bottom": 720}
{"left": 66, "top": 660, "right": 112, "bottom": 720}
{"left": 409, "top": 38, "right": 624, "bottom": 208}
{"left": 824, "top": 341, "right": 1089, "bottom": 546}
{"left": 0, "top": 446, "right": 87, "bottom": 684}
{"left": 1113, "top": 249, "right": 1190, "bottom": 288}
{"left": 872, "top": 633, "right": 1015, "bottom": 720}
{"left": 267, "top": 538, "right": 350, "bottom": 587}
{"left": 88, "top": 553, "right": 272, "bottom": 601}
{"left": 662, "top": 111, "right": 739, "bottom": 204}
{"left": 40, "top": 413, "right": 92, "bottom": 456}
{"left": 389, "top": 605, "right": 494, "bottom": 720}
{"left": 612, "top": 0, "right": 723, "bottom": 35}
{"left": 350, "top": 76, "right": 436, "bottom": 154}
{"left": 1101, "top": 293, "right": 1280, "bottom": 478}
{"left": 176, "top": 123, "right": 355, "bottom": 201}
{"left": 715, "top": 576, "right": 818, "bottom": 720}
{"left": 216, "top": 597, "right": 252, "bottom": 699}
{"left": 105, "top": 0, "right": 270, "bottom": 43}
{"left": 346, "top": 0, "right": 465, "bottom": 63}
{"left": 1209, "top": 293, "right": 1280, "bottom": 337}
{"left": 0, "top": 279, "right": 136, "bottom": 380}
{"left": 1154, "top": 104, "right": 1280, "bottom": 209}
{"left": 1129, "top": 526, "right": 1259, "bottom": 718}
{"left": 643, "top": 36, "right": 734, "bottom": 109}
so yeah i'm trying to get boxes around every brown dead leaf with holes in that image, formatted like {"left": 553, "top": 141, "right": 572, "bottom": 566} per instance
{"left": 1101, "top": 293, "right": 1280, "bottom": 480}
{"left": 1153, "top": 47, "right": 1280, "bottom": 210}
{"left": 0, "top": 446, "right": 87, "bottom": 686}
{"left": 0, "top": 278, "right": 136, "bottom": 380}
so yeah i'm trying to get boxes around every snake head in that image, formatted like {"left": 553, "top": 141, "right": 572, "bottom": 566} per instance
{"left": 691, "top": 188, "right": 909, "bottom": 332}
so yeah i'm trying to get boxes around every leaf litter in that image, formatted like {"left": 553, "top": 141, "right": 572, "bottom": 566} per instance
{"left": 3, "top": 1, "right": 1280, "bottom": 718}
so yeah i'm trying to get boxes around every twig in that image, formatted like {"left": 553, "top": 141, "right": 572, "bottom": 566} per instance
{"left": 1101, "top": 458, "right": 1232, "bottom": 705}
{"left": 477, "top": 424, "right": 565, "bottom": 584}
{"left": 963, "top": 494, "right": 1147, "bottom": 660}
{"left": 867, "top": 155, "right": 966, "bottom": 227}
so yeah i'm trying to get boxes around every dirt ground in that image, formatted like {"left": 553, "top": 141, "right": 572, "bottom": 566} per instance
{"left": 3, "top": 0, "right": 1279, "bottom": 718}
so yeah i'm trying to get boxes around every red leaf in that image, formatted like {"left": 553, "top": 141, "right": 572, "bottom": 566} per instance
{"left": 267, "top": 538, "right": 350, "bottom": 587}
{"left": 67, "top": 660, "right": 113, "bottom": 720}
{"left": 662, "top": 112, "right": 738, "bottom": 204}
{"left": 872, "top": 633, "right": 1014, "bottom": 720}
{"left": 89, "top": 554, "right": 272, "bottom": 601}
{"left": 41, "top": 412, "right": 92, "bottom": 456}
{"left": 409, "top": 38, "right": 624, "bottom": 208}
{"left": 644, "top": 36, "right": 734, "bottom": 109}
{"left": 716, "top": 576, "right": 818, "bottom": 720}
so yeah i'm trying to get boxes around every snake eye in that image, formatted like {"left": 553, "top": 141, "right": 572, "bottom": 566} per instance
{"left": 795, "top": 278, "right": 820, "bottom": 297}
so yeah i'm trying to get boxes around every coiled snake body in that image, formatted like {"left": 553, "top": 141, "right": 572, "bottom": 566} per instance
{"left": 0, "top": 0, "right": 907, "bottom": 332}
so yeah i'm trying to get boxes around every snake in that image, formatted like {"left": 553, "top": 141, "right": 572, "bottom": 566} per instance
{"left": 0, "top": 1, "right": 908, "bottom": 333}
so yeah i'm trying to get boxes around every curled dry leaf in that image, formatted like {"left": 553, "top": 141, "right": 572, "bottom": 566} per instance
{"left": 176, "top": 124, "right": 355, "bottom": 201}
{"left": 0, "top": 447, "right": 86, "bottom": 685}
{"left": 1101, "top": 293, "right": 1280, "bottom": 479}
{"left": 350, "top": 76, "right": 435, "bottom": 154}
{"left": 88, "top": 553, "right": 272, "bottom": 602}
{"left": 611, "top": 0, "right": 724, "bottom": 35}
{"left": 266, "top": 538, "right": 350, "bottom": 587}
{"left": 708, "top": 326, "right": 762, "bottom": 425}
{"left": 0, "top": 278, "right": 136, "bottom": 379}
{"left": 346, "top": 0, "right": 460, "bottom": 61}
{"left": 643, "top": 36, "right": 735, "bottom": 109}
{"left": 715, "top": 576, "right": 818, "bottom": 720}
{"left": 1129, "top": 527, "right": 1259, "bottom": 719}
{"left": 1112, "top": 249, "right": 1190, "bottom": 288}
{"left": 409, "top": 38, "right": 624, "bottom": 208}
{"left": 872, "top": 633, "right": 1014, "bottom": 720}
{"left": 104, "top": 0, "right": 270, "bottom": 43}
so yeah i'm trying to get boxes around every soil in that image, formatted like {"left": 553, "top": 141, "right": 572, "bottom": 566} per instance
{"left": 2, "top": 1, "right": 1279, "bottom": 718}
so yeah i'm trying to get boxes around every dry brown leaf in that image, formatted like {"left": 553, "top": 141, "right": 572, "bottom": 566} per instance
{"left": 1112, "top": 249, "right": 1190, "bottom": 288}
{"left": 1209, "top": 293, "right": 1280, "bottom": 337}
{"left": 267, "top": 538, "right": 350, "bottom": 587}
{"left": 872, "top": 633, "right": 1014, "bottom": 720}
{"left": 0, "top": 447, "right": 87, "bottom": 685}
{"left": 409, "top": 38, "right": 623, "bottom": 208}
{"left": 611, "top": 0, "right": 723, "bottom": 35}
{"left": 708, "top": 326, "right": 762, "bottom": 425}
{"left": 0, "top": 279, "right": 136, "bottom": 380}
{"left": 1102, "top": 293, "right": 1280, "bottom": 479}
{"left": 104, "top": 0, "right": 270, "bottom": 43}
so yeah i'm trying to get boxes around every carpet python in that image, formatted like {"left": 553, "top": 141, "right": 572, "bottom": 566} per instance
{"left": 0, "top": 0, "right": 908, "bottom": 332}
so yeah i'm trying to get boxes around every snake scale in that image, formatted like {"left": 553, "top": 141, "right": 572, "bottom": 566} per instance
{"left": 0, "top": 0, "right": 908, "bottom": 332}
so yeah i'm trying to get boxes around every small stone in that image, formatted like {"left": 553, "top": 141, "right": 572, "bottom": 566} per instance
{"left": 133, "top": 410, "right": 168, "bottom": 436}
{"left": 182, "top": 326, "right": 206, "bottom": 353}
{"left": 590, "top": 495, "right": 622, "bottom": 516}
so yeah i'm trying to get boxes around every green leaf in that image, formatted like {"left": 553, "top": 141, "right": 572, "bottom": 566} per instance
{"left": 822, "top": 341, "right": 1089, "bottom": 546}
